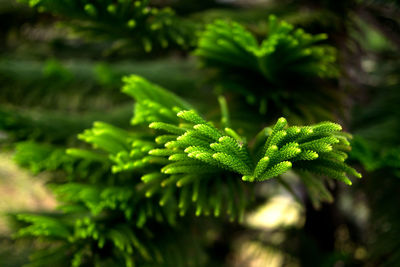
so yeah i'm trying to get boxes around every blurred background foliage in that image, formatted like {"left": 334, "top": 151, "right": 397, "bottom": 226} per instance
{"left": 0, "top": 0, "right": 400, "bottom": 266}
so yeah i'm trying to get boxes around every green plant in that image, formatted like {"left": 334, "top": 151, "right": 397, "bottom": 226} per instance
{"left": 195, "top": 16, "right": 339, "bottom": 119}
{"left": 1, "top": 1, "right": 373, "bottom": 266}
{"left": 10, "top": 75, "right": 360, "bottom": 266}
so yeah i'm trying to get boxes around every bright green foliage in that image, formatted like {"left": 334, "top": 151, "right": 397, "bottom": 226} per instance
{"left": 2, "top": 1, "right": 398, "bottom": 266}
{"left": 9, "top": 74, "right": 360, "bottom": 266}
{"left": 79, "top": 75, "right": 359, "bottom": 220}
{"left": 150, "top": 108, "right": 359, "bottom": 185}
{"left": 18, "top": 0, "right": 197, "bottom": 52}
{"left": 196, "top": 16, "right": 337, "bottom": 80}
{"left": 195, "top": 16, "right": 339, "bottom": 118}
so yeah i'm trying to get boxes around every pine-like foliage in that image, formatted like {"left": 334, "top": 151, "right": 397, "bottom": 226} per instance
{"left": 11, "top": 75, "right": 360, "bottom": 266}
{"left": 3, "top": 0, "right": 400, "bottom": 266}
{"left": 195, "top": 16, "right": 339, "bottom": 118}
{"left": 18, "top": 0, "right": 197, "bottom": 52}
